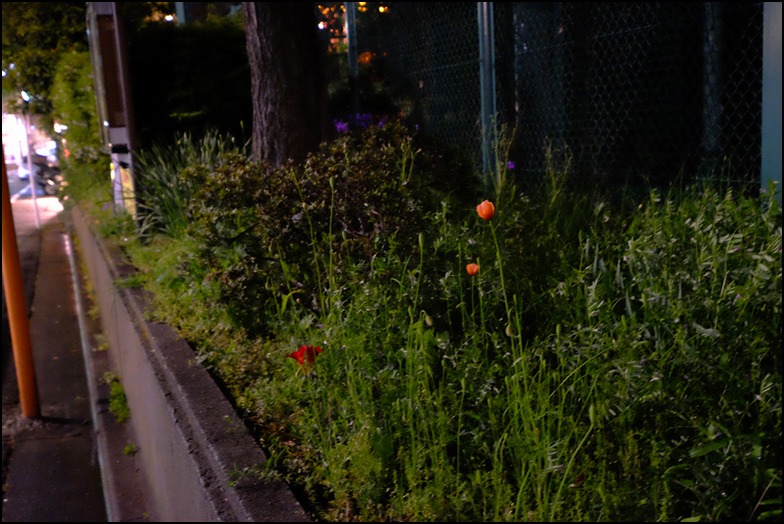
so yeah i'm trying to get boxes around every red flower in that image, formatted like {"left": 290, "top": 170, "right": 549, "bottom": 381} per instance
{"left": 287, "top": 344, "right": 323, "bottom": 369}
{"left": 466, "top": 263, "right": 480, "bottom": 276}
{"left": 476, "top": 200, "right": 495, "bottom": 221}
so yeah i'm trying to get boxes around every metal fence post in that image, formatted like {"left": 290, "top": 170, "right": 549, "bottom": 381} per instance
{"left": 478, "top": 2, "right": 497, "bottom": 195}
{"left": 345, "top": 2, "right": 360, "bottom": 115}
{"left": 762, "top": 1, "right": 782, "bottom": 199}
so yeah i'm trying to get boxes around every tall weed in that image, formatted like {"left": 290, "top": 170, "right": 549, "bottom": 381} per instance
{"left": 134, "top": 130, "right": 246, "bottom": 239}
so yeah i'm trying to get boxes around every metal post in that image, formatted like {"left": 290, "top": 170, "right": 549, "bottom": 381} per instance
{"left": 345, "top": 2, "right": 360, "bottom": 115}
{"left": 2, "top": 146, "right": 40, "bottom": 418}
{"left": 701, "top": 2, "right": 723, "bottom": 180}
{"left": 478, "top": 2, "right": 497, "bottom": 195}
{"left": 21, "top": 95, "right": 40, "bottom": 228}
{"left": 762, "top": 1, "right": 782, "bottom": 199}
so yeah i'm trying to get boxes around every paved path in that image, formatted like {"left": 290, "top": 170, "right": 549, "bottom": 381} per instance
{"left": 2, "top": 195, "right": 110, "bottom": 522}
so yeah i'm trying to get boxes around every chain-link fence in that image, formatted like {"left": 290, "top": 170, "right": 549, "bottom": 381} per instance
{"left": 348, "top": 2, "right": 764, "bottom": 192}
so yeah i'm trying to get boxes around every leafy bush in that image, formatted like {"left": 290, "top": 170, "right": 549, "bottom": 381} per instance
{"left": 49, "top": 47, "right": 110, "bottom": 209}
{"left": 50, "top": 48, "right": 106, "bottom": 168}
{"left": 183, "top": 120, "right": 469, "bottom": 337}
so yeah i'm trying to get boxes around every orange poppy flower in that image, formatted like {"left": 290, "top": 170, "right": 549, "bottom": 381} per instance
{"left": 466, "top": 263, "right": 480, "bottom": 276}
{"left": 476, "top": 200, "right": 495, "bottom": 220}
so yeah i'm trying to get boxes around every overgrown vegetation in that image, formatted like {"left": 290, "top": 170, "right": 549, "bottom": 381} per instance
{"left": 49, "top": 48, "right": 106, "bottom": 169}
{"left": 85, "top": 124, "right": 781, "bottom": 522}
{"left": 45, "top": 40, "right": 112, "bottom": 218}
{"left": 104, "top": 372, "right": 131, "bottom": 424}
{"left": 2, "top": 2, "right": 89, "bottom": 117}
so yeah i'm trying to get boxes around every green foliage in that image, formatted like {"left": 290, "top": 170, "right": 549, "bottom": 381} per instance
{"left": 104, "top": 372, "right": 130, "bottom": 423}
{"left": 72, "top": 125, "right": 781, "bottom": 522}
{"left": 134, "top": 130, "right": 247, "bottom": 240}
{"left": 50, "top": 48, "right": 107, "bottom": 170}
{"left": 2, "top": 2, "right": 88, "bottom": 118}
{"left": 183, "top": 120, "right": 465, "bottom": 338}
{"left": 2, "top": 2, "right": 175, "bottom": 123}
{"left": 292, "top": 181, "right": 779, "bottom": 522}
{"left": 575, "top": 185, "right": 782, "bottom": 521}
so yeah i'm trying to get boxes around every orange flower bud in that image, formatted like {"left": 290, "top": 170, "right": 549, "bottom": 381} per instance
{"left": 466, "top": 263, "right": 480, "bottom": 276}
{"left": 476, "top": 200, "right": 495, "bottom": 220}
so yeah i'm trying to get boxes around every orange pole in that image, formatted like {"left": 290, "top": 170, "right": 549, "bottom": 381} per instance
{"left": 1, "top": 144, "right": 40, "bottom": 418}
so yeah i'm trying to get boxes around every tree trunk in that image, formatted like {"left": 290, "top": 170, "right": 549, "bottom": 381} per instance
{"left": 242, "top": 2, "right": 332, "bottom": 167}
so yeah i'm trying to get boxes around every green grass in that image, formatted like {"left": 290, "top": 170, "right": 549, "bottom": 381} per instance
{"left": 83, "top": 130, "right": 781, "bottom": 522}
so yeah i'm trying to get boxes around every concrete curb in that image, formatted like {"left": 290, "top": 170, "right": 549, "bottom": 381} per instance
{"left": 69, "top": 206, "right": 311, "bottom": 522}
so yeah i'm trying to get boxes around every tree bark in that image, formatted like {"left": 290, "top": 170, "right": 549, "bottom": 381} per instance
{"left": 242, "top": 2, "right": 332, "bottom": 167}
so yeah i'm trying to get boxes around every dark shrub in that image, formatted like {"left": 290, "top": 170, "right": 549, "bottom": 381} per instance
{"left": 185, "top": 120, "right": 467, "bottom": 337}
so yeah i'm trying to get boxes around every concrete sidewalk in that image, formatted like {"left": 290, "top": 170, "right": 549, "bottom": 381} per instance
{"left": 2, "top": 196, "right": 148, "bottom": 522}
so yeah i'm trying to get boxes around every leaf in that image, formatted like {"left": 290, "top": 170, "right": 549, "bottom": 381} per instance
{"left": 663, "top": 464, "right": 690, "bottom": 477}
{"left": 692, "top": 322, "right": 720, "bottom": 338}
{"left": 688, "top": 439, "right": 727, "bottom": 458}
{"left": 278, "top": 290, "right": 300, "bottom": 316}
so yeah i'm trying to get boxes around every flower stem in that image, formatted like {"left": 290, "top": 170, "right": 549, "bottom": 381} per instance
{"left": 489, "top": 220, "right": 511, "bottom": 323}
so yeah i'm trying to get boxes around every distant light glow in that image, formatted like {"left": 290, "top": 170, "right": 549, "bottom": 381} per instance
{"left": 318, "top": 21, "right": 326, "bottom": 30}
{"left": 21, "top": 91, "right": 30, "bottom": 102}
{"left": 165, "top": 15, "right": 174, "bottom": 22}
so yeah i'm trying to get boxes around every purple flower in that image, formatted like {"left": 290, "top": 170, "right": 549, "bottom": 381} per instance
{"left": 507, "top": 161, "right": 516, "bottom": 170}
{"left": 334, "top": 120, "right": 349, "bottom": 133}
{"left": 352, "top": 113, "right": 374, "bottom": 129}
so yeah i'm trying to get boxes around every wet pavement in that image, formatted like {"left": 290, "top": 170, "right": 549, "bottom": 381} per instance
{"left": 2, "top": 176, "right": 148, "bottom": 522}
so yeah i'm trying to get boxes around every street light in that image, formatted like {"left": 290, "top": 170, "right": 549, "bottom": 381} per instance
{"left": 20, "top": 90, "right": 40, "bottom": 228}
